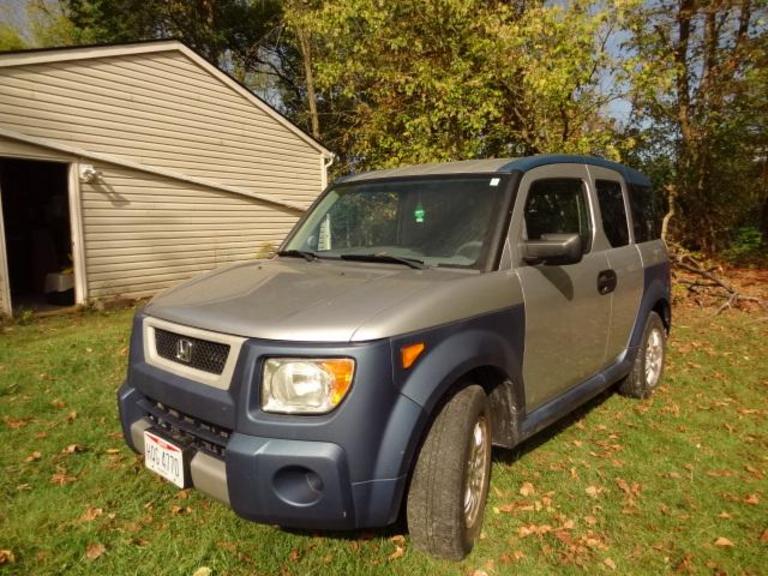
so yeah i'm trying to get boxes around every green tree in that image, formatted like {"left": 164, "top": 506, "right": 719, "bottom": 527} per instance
{"left": 284, "top": 0, "right": 622, "bottom": 173}
{"left": 621, "top": 0, "right": 768, "bottom": 252}
{"left": 0, "top": 24, "right": 25, "bottom": 51}
{"left": 46, "top": 0, "right": 283, "bottom": 89}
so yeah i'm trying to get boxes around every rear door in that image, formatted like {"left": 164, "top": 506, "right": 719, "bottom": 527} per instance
{"left": 586, "top": 165, "right": 644, "bottom": 362}
{"left": 512, "top": 164, "right": 611, "bottom": 410}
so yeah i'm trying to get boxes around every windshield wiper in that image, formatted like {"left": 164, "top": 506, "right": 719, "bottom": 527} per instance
{"left": 339, "top": 253, "right": 427, "bottom": 270}
{"left": 277, "top": 249, "right": 320, "bottom": 262}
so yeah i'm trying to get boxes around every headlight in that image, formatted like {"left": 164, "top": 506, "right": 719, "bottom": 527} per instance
{"left": 261, "top": 358, "right": 355, "bottom": 414}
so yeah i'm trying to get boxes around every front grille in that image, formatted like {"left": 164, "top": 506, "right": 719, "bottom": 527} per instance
{"left": 140, "top": 397, "right": 231, "bottom": 457}
{"left": 154, "top": 328, "right": 230, "bottom": 375}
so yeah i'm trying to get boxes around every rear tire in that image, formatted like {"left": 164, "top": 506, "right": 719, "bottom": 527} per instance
{"left": 619, "top": 311, "right": 666, "bottom": 399}
{"left": 406, "top": 384, "right": 491, "bottom": 560}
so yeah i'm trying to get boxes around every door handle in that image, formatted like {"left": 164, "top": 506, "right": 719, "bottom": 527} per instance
{"left": 597, "top": 269, "right": 617, "bottom": 295}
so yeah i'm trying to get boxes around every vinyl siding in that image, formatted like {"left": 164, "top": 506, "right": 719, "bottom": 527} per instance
{"left": 0, "top": 47, "right": 327, "bottom": 309}
{"left": 0, "top": 49, "right": 323, "bottom": 207}
{"left": 0, "top": 136, "right": 73, "bottom": 163}
{"left": 81, "top": 160, "right": 299, "bottom": 300}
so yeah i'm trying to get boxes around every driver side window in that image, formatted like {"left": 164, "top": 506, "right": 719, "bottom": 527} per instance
{"left": 524, "top": 178, "right": 592, "bottom": 253}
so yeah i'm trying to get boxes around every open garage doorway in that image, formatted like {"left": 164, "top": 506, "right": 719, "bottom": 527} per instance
{"left": 0, "top": 158, "right": 75, "bottom": 314}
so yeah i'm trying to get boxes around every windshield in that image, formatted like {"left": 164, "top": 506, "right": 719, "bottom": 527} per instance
{"left": 284, "top": 176, "right": 508, "bottom": 269}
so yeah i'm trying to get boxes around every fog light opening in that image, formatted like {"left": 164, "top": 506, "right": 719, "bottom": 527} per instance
{"left": 273, "top": 466, "right": 324, "bottom": 507}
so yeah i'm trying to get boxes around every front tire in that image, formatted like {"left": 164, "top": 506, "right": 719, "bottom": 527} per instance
{"left": 619, "top": 311, "right": 667, "bottom": 398}
{"left": 407, "top": 384, "right": 491, "bottom": 559}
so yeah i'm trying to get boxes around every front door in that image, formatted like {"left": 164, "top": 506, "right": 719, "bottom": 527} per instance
{"left": 511, "top": 164, "right": 612, "bottom": 410}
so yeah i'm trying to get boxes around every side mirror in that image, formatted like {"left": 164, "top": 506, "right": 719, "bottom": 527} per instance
{"left": 520, "top": 233, "right": 583, "bottom": 266}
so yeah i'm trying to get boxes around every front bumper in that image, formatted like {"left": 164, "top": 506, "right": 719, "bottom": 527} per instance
{"left": 121, "top": 406, "right": 360, "bottom": 529}
{"left": 118, "top": 354, "right": 421, "bottom": 530}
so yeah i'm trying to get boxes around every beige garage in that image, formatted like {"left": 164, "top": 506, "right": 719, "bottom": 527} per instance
{"left": 0, "top": 40, "right": 332, "bottom": 317}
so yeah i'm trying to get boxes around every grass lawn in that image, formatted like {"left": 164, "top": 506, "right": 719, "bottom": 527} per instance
{"left": 1, "top": 305, "right": 766, "bottom": 575}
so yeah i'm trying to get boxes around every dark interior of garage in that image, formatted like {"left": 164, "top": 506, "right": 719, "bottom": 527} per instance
{"left": 0, "top": 158, "right": 73, "bottom": 311}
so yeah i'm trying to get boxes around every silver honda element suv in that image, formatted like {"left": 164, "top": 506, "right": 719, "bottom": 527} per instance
{"left": 118, "top": 155, "right": 670, "bottom": 559}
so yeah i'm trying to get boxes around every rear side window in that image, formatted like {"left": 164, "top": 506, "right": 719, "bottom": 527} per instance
{"left": 524, "top": 178, "right": 592, "bottom": 253}
{"left": 629, "top": 184, "right": 663, "bottom": 242}
{"left": 596, "top": 180, "right": 630, "bottom": 247}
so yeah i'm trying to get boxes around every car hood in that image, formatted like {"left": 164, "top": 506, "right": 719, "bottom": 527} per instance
{"left": 144, "top": 258, "right": 490, "bottom": 342}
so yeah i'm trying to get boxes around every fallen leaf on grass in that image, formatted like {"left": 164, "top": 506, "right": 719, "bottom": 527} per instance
{"left": 584, "top": 536, "right": 607, "bottom": 549}
{"left": 603, "top": 557, "right": 617, "bottom": 570}
{"left": 706, "top": 469, "right": 735, "bottom": 478}
{"left": 0, "top": 550, "right": 15, "bottom": 564}
{"left": 67, "top": 411, "right": 78, "bottom": 422}
{"left": 585, "top": 485, "right": 604, "bottom": 498}
{"left": 470, "top": 571, "right": 488, "bottom": 576}
{"left": 24, "top": 451, "right": 42, "bottom": 462}
{"left": 744, "top": 494, "right": 760, "bottom": 505}
{"left": 3, "top": 417, "right": 28, "bottom": 429}
{"left": 388, "top": 545, "right": 405, "bottom": 561}
{"left": 518, "top": 524, "right": 552, "bottom": 538}
{"left": 615, "top": 478, "right": 641, "bottom": 497}
{"left": 760, "top": 529, "right": 768, "bottom": 544}
{"left": 51, "top": 399, "right": 66, "bottom": 409}
{"left": 85, "top": 543, "right": 105, "bottom": 560}
{"left": 50, "top": 469, "right": 76, "bottom": 486}
{"left": 717, "top": 512, "right": 732, "bottom": 519}
{"left": 713, "top": 537, "right": 734, "bottom": 548}
{"left": 389, "top": 534, "right": 406, "bottom": 546}
{"left": 80, "top": 507, "right": 103, "bottom": 522}
{"left": 570, "top": 467, "right": 579, "bottom": 479}
{"left": 217, "top": 541, "right": 237, "bottom": 553}
{"left": 519, "top": 481, "right": 535, "bottom": 497}
{"left": 499, "top": 550, "right": 525, "bottom": 563}
{"left": 64, "top": 444, "right": 84, "bottom": 454}
{"left": 560, "top": 519, "right": 576, "bottom": 531}
{"left": 744, "top": 465, "right": 764, "bottom": 479}
{"left": 192, "top": 568, "right": 212, "bottom": 576}
{"left": 671, "top": 553, "right": 695, "bottom": 574}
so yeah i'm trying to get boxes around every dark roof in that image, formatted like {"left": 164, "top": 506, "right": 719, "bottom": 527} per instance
{"left": 337, "top": 155, "right": 651, "bottom": 186}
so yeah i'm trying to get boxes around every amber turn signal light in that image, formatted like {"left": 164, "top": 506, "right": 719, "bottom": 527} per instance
{"left": 321, "top": 359, "right": 356, "bottom": 406}
{"left": 401, "top": 342, "right": 425, "bottom": 369}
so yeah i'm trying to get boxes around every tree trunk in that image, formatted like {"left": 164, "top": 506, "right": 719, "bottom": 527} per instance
{"left": 661, "top": 184, "right": 677, "bottom": 244}
{"left": 296, "top": 27, "right": 321, "bottom": 140}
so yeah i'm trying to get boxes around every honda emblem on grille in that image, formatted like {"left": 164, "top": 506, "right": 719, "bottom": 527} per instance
{"left": 175, "top": 339, "right": 193, "bottom": 363}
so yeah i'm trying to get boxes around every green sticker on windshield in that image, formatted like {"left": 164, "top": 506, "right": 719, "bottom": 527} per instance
{"left": 414, "top": 203, "right": 425, "bottom": 223}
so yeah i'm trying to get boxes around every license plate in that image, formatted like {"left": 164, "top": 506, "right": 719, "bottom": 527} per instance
{"left": 144, "top": 430, "right": 186, "bottom": 488}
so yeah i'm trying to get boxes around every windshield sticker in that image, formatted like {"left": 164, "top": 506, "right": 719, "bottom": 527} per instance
{"left": 490, "top": 177, "right": 500, "bottom": 187}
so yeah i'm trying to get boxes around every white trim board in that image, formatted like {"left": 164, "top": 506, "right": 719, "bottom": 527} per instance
{"left": 0, "top": 127, "right": 307, "bottom": 214}
{"left": 0, "top": 178, "right": 11, "bottom": 317}
{"left": 0, "top": 40, "right": 333, "bottom": 160}
{"left": 67, "top": 163, "right": 88, "bottom": 305}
